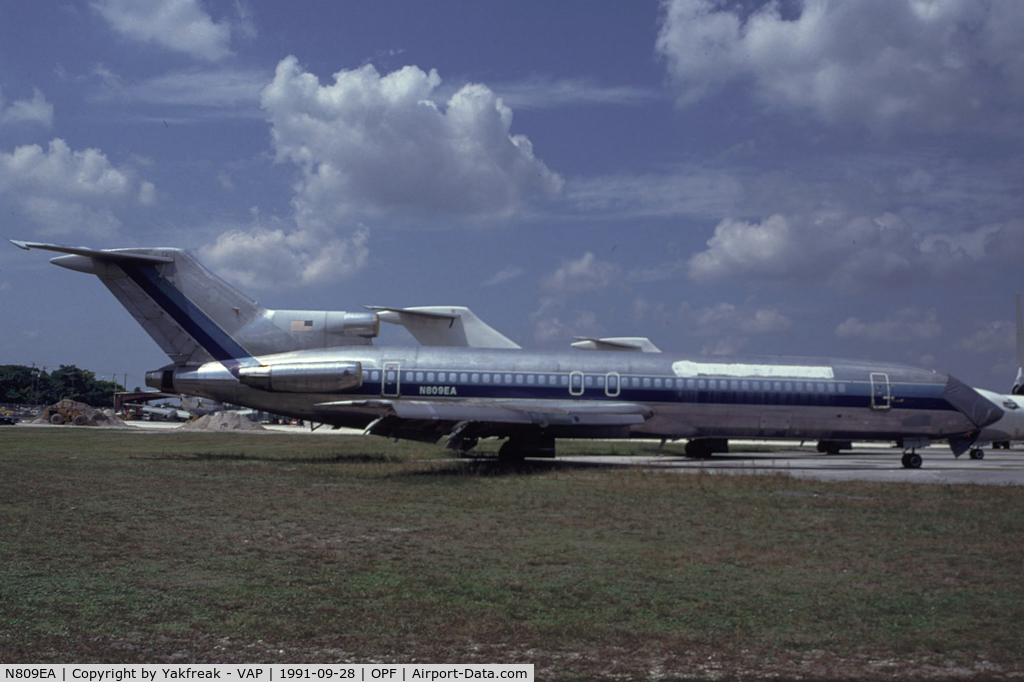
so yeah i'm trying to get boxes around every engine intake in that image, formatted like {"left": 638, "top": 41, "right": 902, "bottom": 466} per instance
{"left": 238, "top": 361, "right": 362, "bottom": 393}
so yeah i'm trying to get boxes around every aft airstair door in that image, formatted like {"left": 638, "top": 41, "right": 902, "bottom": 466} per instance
{"left": 870, "top": 372, "right": 891, "bottom": 410}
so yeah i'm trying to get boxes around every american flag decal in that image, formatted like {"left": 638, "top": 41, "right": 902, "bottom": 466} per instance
{"left": 291, "top": 320, "right": 314, "bottom": 332}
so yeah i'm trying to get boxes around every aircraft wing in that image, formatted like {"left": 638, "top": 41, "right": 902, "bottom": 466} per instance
{"left": 319, "top": 398, "right": 651, "bottom": 427}
{"left": 318, "top": 397, "right": 652, "bottom": 446}
{"left": 571, "top": 336, "right": 662, "bottom": 352}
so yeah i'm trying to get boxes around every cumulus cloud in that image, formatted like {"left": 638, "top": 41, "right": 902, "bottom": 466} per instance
{"left": 92, "top": 0, "right": 233, "bottom": 62}
{"left": 836, "top": 308, "right": 942, "bottom": 342}
{"left": 0, "top": 139, "right": 154, "bottom": 237}
{"left": 687, "top": 210, "right": 972, "bottom": 292}
{"left": 694, "top": 302, "right": 792, "bottom": 336}
{"left": 540, "top": 252, "right": 620, "bottom": 298}
{"left": 657, "top": 0, "right": 1024, "bottom": 132}
{"left": 198, "top": 225, "right": 370, "bottom": 289}
{"left": 0, "top": 87, "right": 53, "bottom": 127}
{"left": 261, "top": 56, "right": 563, "bottom": 225}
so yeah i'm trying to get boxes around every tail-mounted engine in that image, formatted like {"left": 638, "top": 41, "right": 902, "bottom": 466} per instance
{"left": 237, "top": 361, "right": 362, "bottom": 393}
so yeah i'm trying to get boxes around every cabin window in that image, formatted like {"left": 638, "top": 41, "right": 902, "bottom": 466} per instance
{"left": 504, "top": 374, "right": 513, "bottom": 384}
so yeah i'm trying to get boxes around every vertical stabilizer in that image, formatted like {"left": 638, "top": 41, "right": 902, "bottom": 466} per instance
{"left": 12, "top": 241, "right": 379, "bottom": 366}
{"left": 13, "top": 241, "right": 261, "bottom": 365}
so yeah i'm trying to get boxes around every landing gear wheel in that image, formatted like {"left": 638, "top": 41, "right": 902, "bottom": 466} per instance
{"left": 901, "top": 451, "right": 923, "bottom": 469}
{"left": 498, "top": 435, "right": 556, "bottom": 463}
{"left": 969, "top": 448, "right": 985, "bottom": 460}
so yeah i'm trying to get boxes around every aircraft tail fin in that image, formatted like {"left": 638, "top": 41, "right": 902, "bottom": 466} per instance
{"left": 12, "top": 241, "right": 379, "bottom": 366}
{"left": 14, "top": 241, "right": 262, "bottom": 365}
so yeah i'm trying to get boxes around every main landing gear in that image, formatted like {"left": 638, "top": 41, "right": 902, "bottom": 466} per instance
{"left": 901, "top": 450, "right": 923, "bottom": 469}
{"left": 498, "top": 435, "right": 556, "bottom": 463}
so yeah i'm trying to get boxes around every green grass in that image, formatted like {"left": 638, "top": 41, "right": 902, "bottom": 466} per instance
{"left": 2, "top": 428, "right": 1024, "bottom": 680}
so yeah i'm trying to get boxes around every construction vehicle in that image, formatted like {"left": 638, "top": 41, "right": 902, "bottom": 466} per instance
{"left": 41, "top": 399, "right": 91, "bottom": 426}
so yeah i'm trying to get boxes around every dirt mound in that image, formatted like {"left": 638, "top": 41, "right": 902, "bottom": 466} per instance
{"left": 180, "top": 411, "right": 266, "bottom": 432}
{"left": 33, "top": 400, "right": 127, "bottom": 427}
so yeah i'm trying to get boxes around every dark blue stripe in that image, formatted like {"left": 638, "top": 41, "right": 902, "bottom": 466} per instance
{"left": 364, "top": 369, "right": 956, "bottom": 412}
{"left": 120, "top": 263, "right": 252, "bottom": 364}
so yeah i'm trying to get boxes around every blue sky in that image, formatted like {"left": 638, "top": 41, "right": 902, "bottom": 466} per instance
{"left": 2, "top": 0, "right": 1023, "bottom": 393}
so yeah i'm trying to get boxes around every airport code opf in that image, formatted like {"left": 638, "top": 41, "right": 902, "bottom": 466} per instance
{"left": 1, "top": 667, "right": 533, "bottom": 682}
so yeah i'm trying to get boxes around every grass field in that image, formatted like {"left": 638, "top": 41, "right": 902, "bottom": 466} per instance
{"left": 2, "top": 427, "right": 1023, "bottom": 680}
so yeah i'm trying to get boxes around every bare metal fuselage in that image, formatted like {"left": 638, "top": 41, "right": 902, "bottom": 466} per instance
{"left": 154, "top": 345, "right": 977, "bottom": 445}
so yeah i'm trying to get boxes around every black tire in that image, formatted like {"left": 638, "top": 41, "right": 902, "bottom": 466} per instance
{"left": 901, "top": 451, "right": 923, "bottom": 469}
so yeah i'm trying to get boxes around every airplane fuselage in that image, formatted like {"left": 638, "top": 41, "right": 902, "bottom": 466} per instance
{"left": 153, "top": 345, "right": 979, "bottom": 446}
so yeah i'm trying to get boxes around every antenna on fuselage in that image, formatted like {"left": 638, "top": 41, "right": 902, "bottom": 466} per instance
{"left": 1013, "top": 293, "right": 1024, "bottom": 395}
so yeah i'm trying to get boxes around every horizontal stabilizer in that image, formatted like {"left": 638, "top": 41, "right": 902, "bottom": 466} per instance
{"left": 10, "top": 240, "right": 174, "bottom": 271}
{"left": 367, "top": 305, "right": 520, "bottom": 349}
{"left": 572, "top": 336, "right": 662, "bottom": 353}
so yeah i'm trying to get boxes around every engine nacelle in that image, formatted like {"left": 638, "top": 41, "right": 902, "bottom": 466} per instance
{"left": 237, "top": 361, "right": 362, "bottom": 393}
{"left": 270, "top": 310, "right": 379, "bottom": 339}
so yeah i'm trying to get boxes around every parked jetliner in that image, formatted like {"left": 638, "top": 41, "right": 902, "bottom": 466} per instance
{"left": 13, "top": 240, "right": 1021, "bottom": 468}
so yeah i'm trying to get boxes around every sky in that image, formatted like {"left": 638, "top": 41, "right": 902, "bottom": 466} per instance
{"left": 2, "top": 0, "right": 1024, "bottom": 393}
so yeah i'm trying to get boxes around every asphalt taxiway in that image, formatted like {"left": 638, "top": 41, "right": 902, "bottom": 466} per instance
{"left": 560, "top": 445, "right": 1024, "bottom": 485}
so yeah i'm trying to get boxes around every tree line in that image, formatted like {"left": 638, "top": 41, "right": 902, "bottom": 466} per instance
{"left": 0, "top": 365, "right": 126, "bottom": 408}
